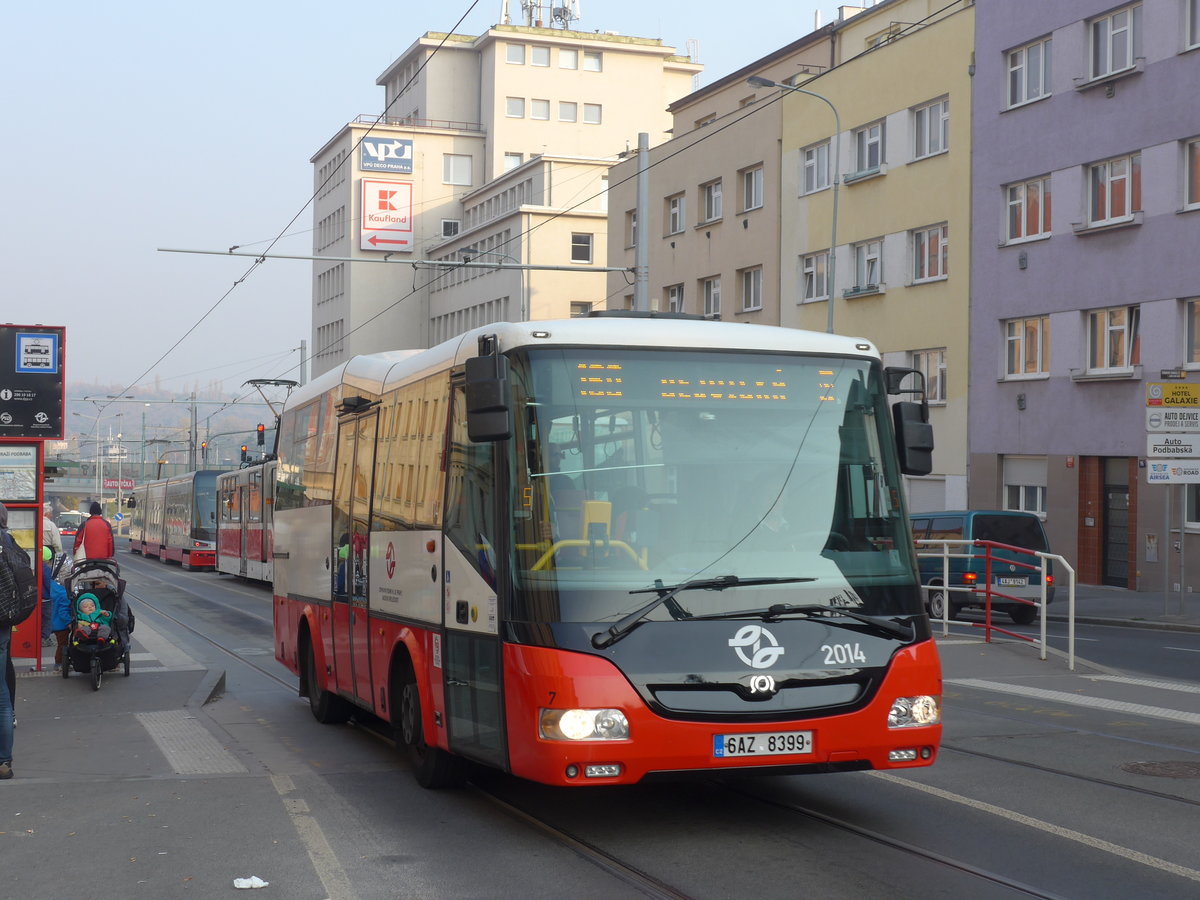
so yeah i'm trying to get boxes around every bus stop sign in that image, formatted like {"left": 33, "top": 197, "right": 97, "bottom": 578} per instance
{"left": 0, "top": 324, "right": 66, "bottom": 439}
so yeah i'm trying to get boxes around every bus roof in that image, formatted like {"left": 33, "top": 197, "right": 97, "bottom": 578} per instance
{"left": 284, "top": 317, "right": 880, "bottom": 413}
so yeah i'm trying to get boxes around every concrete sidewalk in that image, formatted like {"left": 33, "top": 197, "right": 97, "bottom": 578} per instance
{"left": 1048, "top": 581, "right": 1200, "bottom": 633}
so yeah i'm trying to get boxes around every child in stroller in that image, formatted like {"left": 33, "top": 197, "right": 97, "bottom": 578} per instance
{"left": 72, "top": 593, "right": 113, "bottom": 641}
{"left": 62, "top": 559, "right": 133, "bottom": 688}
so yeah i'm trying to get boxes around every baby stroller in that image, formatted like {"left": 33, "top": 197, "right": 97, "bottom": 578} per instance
{"left": 62, "top": 559, "right": 134, "bottom": 690}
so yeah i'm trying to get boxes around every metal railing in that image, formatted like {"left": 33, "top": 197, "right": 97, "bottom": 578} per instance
{"left": 353, "top": 114, "right": 484, "bottom": 132}
{"left": 915, "top": 539, "right": 1078, "bottom": 670}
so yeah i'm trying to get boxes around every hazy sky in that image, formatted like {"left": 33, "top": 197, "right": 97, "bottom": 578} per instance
{"left": 3, "top": 0, "right": 828, "bottom": 395}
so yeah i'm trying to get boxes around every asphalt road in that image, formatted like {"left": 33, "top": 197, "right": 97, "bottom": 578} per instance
{"left": 11, "top": 550, "right": 1196, "bottom": 899}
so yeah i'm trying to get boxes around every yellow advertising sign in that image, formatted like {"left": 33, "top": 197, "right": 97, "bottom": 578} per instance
{"left": 1146, "top": 382, "right": 1200, "bottom": 408}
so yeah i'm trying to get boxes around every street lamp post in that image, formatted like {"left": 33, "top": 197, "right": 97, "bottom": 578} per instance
{"left": 748, "top": 75, "right": 841, "bottom": 334}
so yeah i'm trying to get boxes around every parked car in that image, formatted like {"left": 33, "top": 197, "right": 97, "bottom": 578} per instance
{"left": 910, "top": 510, "right": 1054, "bottom": 624}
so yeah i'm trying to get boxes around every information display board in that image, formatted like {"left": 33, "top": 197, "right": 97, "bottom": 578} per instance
{"left": 0, "top": 324, "right": 66, "bottom": 439}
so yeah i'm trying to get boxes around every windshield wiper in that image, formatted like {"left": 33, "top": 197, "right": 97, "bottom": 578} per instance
{"left": 591, "top": 575, "right": 815, "bottom": 649}
{"left": 692, "top": 603, "right": 914, "bottom": 641}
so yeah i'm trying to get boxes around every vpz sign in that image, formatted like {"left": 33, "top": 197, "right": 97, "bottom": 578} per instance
{"left": 361, "top": 137, "right": 413, "bottom": 173}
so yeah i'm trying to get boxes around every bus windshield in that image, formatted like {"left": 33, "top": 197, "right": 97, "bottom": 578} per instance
{"left": 507, "top": 347, "right": 922, "bottom": 626}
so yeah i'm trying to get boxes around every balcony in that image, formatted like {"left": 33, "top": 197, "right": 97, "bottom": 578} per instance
{"left": 354, "top": 114, "right": 484, "bottom": 133}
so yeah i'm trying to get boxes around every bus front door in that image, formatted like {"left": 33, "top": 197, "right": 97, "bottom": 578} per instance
{"left": 331, "top": 412, "right": 378, "bottom": 706}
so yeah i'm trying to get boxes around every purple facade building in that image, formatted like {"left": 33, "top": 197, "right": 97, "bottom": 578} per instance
{"left": 970, "top": 0, "right": 1200, "bottom": 591}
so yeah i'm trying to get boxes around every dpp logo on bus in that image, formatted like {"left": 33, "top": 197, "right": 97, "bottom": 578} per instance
{"left": 361, "top": 138, "right": 414, "bottom": 174}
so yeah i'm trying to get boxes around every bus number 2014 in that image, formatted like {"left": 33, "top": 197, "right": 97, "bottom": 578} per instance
{"left": 821, "top": 643, "right": 867, "bottom": 665}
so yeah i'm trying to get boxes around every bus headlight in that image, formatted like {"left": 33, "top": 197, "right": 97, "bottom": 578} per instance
{"left": 888, "top": 695, "right": 941, "bottom": 728}
{"left": 539, "top": 708, "right": 629, "bottom": 741}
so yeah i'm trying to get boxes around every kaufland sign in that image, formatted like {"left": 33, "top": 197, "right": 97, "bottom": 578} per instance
{"left": 360, "top": 137, "right": 413, "bottom": 174}
{"left": 360, "top": 179, "right": 413, "bottom": 251}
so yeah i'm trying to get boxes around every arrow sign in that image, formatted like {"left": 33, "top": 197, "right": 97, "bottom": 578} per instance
{"left": 360, "top": 179, "right": 413, "bottom": 252}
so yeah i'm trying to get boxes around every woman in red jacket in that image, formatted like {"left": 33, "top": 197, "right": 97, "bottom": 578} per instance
{"left": 74, "top": 502, "right": 115, "bottom": 561}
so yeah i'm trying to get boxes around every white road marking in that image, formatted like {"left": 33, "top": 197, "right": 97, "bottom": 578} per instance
{"left": 871, "top": 772, "right": 1200, "bottom": 884}
{"left": 1089, "top": 675, "right": 1200, "bottom": 694}
{"left": 947, "top": 678, "right": 1200, "bottom": 726}
{"left": 1164, "top": 646, "right": 1200, "bottom": 653}
{"left": 271, "top": 774, "right": 358, "bottom": 900}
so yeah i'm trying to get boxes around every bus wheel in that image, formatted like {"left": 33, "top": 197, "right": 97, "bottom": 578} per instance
{"left": 396, "top": 675, "right": 467, "bottom": 789}
{"left": 303, "top": 640, "right": 351, "bottom": 724}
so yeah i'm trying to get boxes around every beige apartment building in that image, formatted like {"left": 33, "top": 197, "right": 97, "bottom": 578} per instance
{"left": 779, "top": 0, "right": 974, "bottom": 511}
{"left": 310, "top": 21, "right": 700, "bottom": 377}
{"left": 604, "top": 25, "right": 836, "bottom": 319}
{"left": 606, "top": 0, "right": 972, "bottom": 511}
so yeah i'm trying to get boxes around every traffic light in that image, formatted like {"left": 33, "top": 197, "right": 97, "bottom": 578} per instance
{"left": 256, "top": 423, "right": 265, "bottom": 446}
{"left": 200, "top": 441, "right": 208, "bottom": 461}
{"left": 240, "top": 444, "right": 249, "bottom": 463}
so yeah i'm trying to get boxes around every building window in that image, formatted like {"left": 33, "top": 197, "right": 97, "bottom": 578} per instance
{"left": 1004, "top": 457, "right": 1048, "bottom": 515}
{"left": 912, "top": 348, "right": 946, "bottom": 403}
{"left": 912, "top": 224, "right": 948, "bottom": 282}
{"left": 852, "top": 122, "right": 883, "bottom": 174}
{"left": 852, "top": 240, "right": 883, "bottom": 290}
{"left": 666, "top": 194, "right": 685, "bottom": 235}
{"left": 666, "top": 283, "right": 684, "bottom": 312}
{"left": 1186, "top": 299, "right": 1200, "bottom": 364}
{"left": 701, "top": 180, "right": 723, "bottom": 223}
{"left": 626, "top": 210, "right": 637, "bottom": 248}
{"left": 503, "top": 152, "right": 523, "bottom": 172}
{"left": 1189, "top": 0, "right": 1200, "bottom": 50}
{"left": 441, "top": 219, "right": 461, "bottom": 238}
{"left": 1006, "top": 176, "right": 1052, "bottom": 242}
{"left": 559, "top": 48, "right": 578, "bottom": 69}
{"left": 505, "top": 97, "right": 524, "bottom": 118}
{"left": 443, "top": 154, "right": 472, "bottom": 186}
{"left": 801, "top": 252, "right": 828, "bottom": 302}
{"left": 803, "top": 141, "right": 830, "bottom": 194}
{"left": 1005, "top": 315, "right": 1050, "bottom": 376}
{"left": 1186, "top": 139, "right": 1200, "bottom": 209}
{"left": 1089, "top": 153, "right": 1141, "bottom": 226}
{"left": 702, "top": 277, "right": 721, "bottom": 316}
{"left": 583, "top": 51, "right": 603, "bottom": 71}
{"left": 1007, "top": 37, "right": 1052, "bottom": 107}
{"left": 741, "top": 166, "right": 763, "bottom": 211}
{"left": 583, "top": 103, "right": 602, "bottom": 124}
{"left": 913, "top": 98, "right": 949, "bottom": 159}
{"left": 571, "top": 233, "right": 593, "bottom": 263}
{"left": 1088, "top": 305, "right": 1140, "bottom": 372}
{"left": 570, "top": 301, "right": 592, "bottom": 317}
{"left": 740, "top": 267, "right": 763, "bottom": 312}
{"left": 558, "top": 101, "right": 577, "bottom": 122}
{"left": 506, "top": 43, "right": 525, "bottom": 64}
{"left": 531, "top": 46, "right": 550, "bottom": 66}
{"left": 1089, "top": 4, "right": 1141, "bottom": 80}
{"left": 530, "top": 99, "right": 550, "bottom": 120}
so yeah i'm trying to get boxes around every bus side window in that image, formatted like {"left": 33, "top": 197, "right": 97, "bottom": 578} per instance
{"left": 446, "top": 385, "right": 499, "bottom": 585}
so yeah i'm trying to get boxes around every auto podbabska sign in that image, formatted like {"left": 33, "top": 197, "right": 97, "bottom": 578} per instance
{"left": 0, "top": 324, "right": 66, "bottom": 439}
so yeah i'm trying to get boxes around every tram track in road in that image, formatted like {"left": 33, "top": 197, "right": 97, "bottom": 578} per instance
{"left": 939, "top": 743, "right": 1200, "bottom": 810}
{"left": 717, "top": 779, "right": 1070, "bottom": 899}
{"left": 129, "top": 585, "right": 698, "bottom": 898}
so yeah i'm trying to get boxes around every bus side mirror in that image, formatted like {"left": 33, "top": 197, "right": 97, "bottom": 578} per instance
{"left": 893, "top": 401, "right": 934, "bottom": 476}
{"left": 465, "top": 355, "right": 512, "bottom": 442}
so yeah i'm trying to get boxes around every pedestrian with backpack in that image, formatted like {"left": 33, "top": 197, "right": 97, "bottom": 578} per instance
{"left": 1, "top": 502, "right": 39, "bottom": 781}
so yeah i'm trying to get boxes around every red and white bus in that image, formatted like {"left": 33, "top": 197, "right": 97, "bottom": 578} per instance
{"left": 272, "top": 313, "right": 941, "bottom": 787}
{"left": 216, "top": 460, "right": 276, "bottom": 582}
{"left": 127, "top": 470, "right": 224, "bottom": 569}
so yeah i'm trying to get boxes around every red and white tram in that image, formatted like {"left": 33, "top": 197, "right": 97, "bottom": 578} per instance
{"left": 216, "top": 460, "right": 276, "bottom": 582}
{"left": 127, "top": 470, "right": 224, "bottom": 569}
{"left": 272, "top": 314, "right": 942, "bottom": 787}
